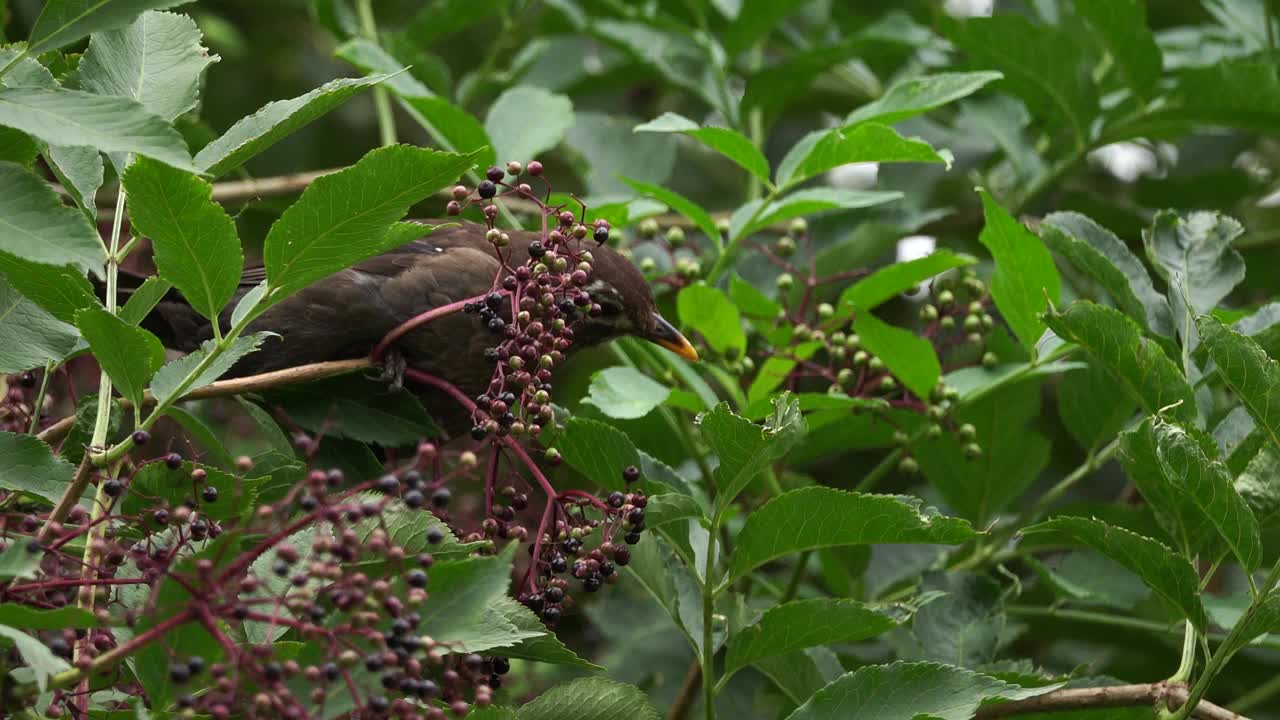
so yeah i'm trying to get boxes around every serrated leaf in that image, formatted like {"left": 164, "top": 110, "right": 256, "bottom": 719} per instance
{"left": 149, "top": 332, "right": 270, "bottom": 406}
{"left": 485, "top": 85, "right": 572, "bottom": 167}
{"left": 418, "top": 553, "right": 520, "bottom": 650}
{"left": 1021, "top": 516, "right": 1207, "bottom": 630}
{"left": 783, "top": 661, "right": 1056, "bottom": 720}
{"left": 701, "top": 397, "right": 805, "bottom": 508}
{"left": 46, "top": 144, "right": 103, "bottom": 217}
{"left": 1144, "top": 210, "right": 1244, "bottom": 317}
{"left": 261, "top": 145, "right": 474, "bottom": 302}
{"left": 0, "top": 604, "right": 96, "bottom": 630}
{"left": 726, "top": 599, "right": 902, "bottom": 675}
{"left": 845, "top": 71, "right": 1004, "bottom": 126}
{"left": 123, "top": 156, "right": 242, "bottom": 321}
{"left": 727, "top": 488, "right": 976, "bottom": 584}
{"left": 1197, "top": 315, "right": 1280, "bottom": 451}
{"left": 730, "top": 273, "right": 781, "bottom": 318}
{"left": 677, "top": 284, "right": 745, "bottom": 359}
{"left": 1040, "top": 211, "right": 1171, "bottom": 337}
{"left": 914, "top": 380, "right": 1050, "bottom": 524}
{"left": 733, "top": 188, "right": 904, "bottom": 241}
{"left": 583, "top": 366, "right": 670, "bottom": 420}
{"left": 0, "top": 624, "right": 70, "bottom": 692}
{"left": 0, "top": 541, "right": 42, "bottom": 581}
{"left": 0, "top": 427, "right": 78, "bottom": 502}
{"left": 1149, "top": 418, "right": 1261, "bottom": 570}
{"left": 557, "top": 417, "right": 640, "bottom": 493}
{"left": 635, "top": 112, "right": 770, "bottom": 188}
{"left": 838, "top": 250, "right": 975, "bottom": 317}
{"left": 517, "top": 677, "right": 659, "bottom": 720}
{"left": 489, "top": 595, "right": 601, "bottom": 669}
{"left": 944, "top": 13, "right": 1097, "bottom": 146}
{"left": 622, "top": 176, "right": 721, "bottom": 248}
{"left": 909, "top": 572, "right": 1006, "bottom": 666}
{"left": 118, "top": 276, "right": 172, "bottom": 326}
{"left": 24, "top": 0, "right": 192, "bottom": 55}
{"left": 852, "top": 311, "right": 940, "bottom": 400}
{"left": 755, "top": 647, "right": 845, "bottom": 705}
{"left": 1236, "top": 445, "right": 1280, "bottom": 527}
{"left": 119, "top": 459, "right": 256, "bottom": 523}
{"left": 746, "top": 341, "right": 820, "bottom": 407}
{"left": 76, "top": 306, "right": 165, "bottom": 409}
{"left": 194, "top": 74, "right": 394, "bottom": 177}
{"left": 775, "top": 122, "right": 949, "bottom": 190}
{"left": 1105, "top": 54, "right": 1280, "bottom": 139}
{"left": 978, "top": 189, "right": 1060, "bottom": 354}
{"left": 0, "top": 87, "right": 194, "bottom": 170}
{"left": 0, "top": 161, "right": 103, "bottom": 274}
{"left": 1059, "top": 361, "right": 1136, "bottom": 451}
{"left": 79, "top": 10, "right": 215, "bottom": 123}
{"left": 1119, "top": 419, "right": 1221, "bottom": 557}
{"left": 0, "top": 274, "right": 82, "bottom": 373}
{"left": 267, "top": 374, "right": 440, "bottom": 445}
{"left": 1043, "top": 301, "right": 1197, "bottom": 424}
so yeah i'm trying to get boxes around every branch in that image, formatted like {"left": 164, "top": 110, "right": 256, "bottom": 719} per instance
{"left": 975, "top": 682, "right": 1244, "bottom": 720}
{"left": 37, "top": 358, "right": 372, "bottom": 445}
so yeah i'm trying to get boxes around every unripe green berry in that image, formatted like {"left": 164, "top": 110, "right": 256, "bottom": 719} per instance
{"left": 740, "top": 356, "right": 755, "bottom": 373}
{"left": 817, "top": 303, "right": 834, "bottom": 320}
{"left": 920, "top": 304, "right": 939, "bottom": 322}
{"left": 776, "top": 273, "right": 795, "bottom": 290}
{"left": 665, "top": 226, "right": 686, "bottom": 247}
{"left": 716, "top": 217, "right": 731, "bottom": 235}
{"left": 965, "top": 277, "right": 986, "bottom": 295}
{"left": 940, "top": 316, "right": 956, "bottom": 330}
{"left": 788, "top": 217, "right": 808, "bottom": 237}
{"left": 853, "top": 350, "right": 869, "bottom": 367}
{"left": 639, "top": 218, "right": 659, "bottom": 238}
{"left": 879, "top": 376, "right": 897, "bottom": 392}
{"left": 958, "top": 423, "right": 977, "bottom": 441}
{"left": 927, "top": 404, "right": 947, "bottom": 421}
{"left": 640, "top": 257, "right": 657, "bottom": 272}
{"left": 937, "top": 289, "right": 955, "bottom": 306}
{"left": 868, "top": 356, "right": 885, "bottom": 371}
{"left": 893, "top": 430, "right": 909, "bottom": 446}
{"left": 964, "top": 314, "right": 982, "bottom": 332}
{"left": 967, "top": 332, "right": 983, "bottom": 344}
{"left": 982, "top": 351, "right": 998, "bottom": 369}
{"left": 926, "top": 423, "right": 943, "bottom": 439}
{"left": 944, "top": 386, "right": 960, "bottom": 402}
{"left": 982, "top": 314, "right": 995, "bottom": 330}
{"left": 837, "top": 368, "right": 855, "bottom": 386}
{"left": 775, "top": 237, "right": 796, "bottom": 257}
{"left": 898, "top": 456, "right": 919, "bottom": 475}
{"left": 969, "top": 301, "right": 984, "bottom": 314}
{"left": 831, "top": 331, "right": 846, "bottom": 345}
{"left": 963, "top": 442, "right": 983, "bottom": 460}
{"left": 794, "top": 323, "right": 812, "bottom": 341}
{"left": 844, "top": 333, "right": 861, "bottom": 350}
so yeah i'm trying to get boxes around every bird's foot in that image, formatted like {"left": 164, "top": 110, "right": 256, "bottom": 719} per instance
{"left": 379, "top": 348, "right": 407, "bottom": 392}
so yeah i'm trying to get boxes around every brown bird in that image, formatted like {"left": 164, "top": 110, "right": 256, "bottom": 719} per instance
{"left": 133, "top": 220, "right": 696, "bottom": 410}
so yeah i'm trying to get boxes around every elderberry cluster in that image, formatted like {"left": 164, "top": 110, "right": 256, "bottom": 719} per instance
{"left": 517, "top": 465, "right": 647, "bottom": 626}
{"left": 450, "top": 161, "right": 612, "bottom": 443}
{"left": 2, "top": 370, "right": 43, "bottom": 433}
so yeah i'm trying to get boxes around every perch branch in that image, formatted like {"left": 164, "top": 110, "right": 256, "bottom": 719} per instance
{"left": 974, "top": 682, "right": 1244, "bottom": 720}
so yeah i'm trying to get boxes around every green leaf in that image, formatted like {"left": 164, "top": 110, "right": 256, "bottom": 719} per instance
{"left": 489, "top": 596, "right": 602, "bottom": 670}
{"left": 914, "top": 380, "right": 1050, "bottom": 524}
{"left": 1059, "top": 361, "right": 1136, "bottom": 451}
{"left": 557, "top": 417, "right": 640, "bottom": 493}
{"left": 0, "top": 541, "right": 42, "bottom": 582}
{"left": 677, "top": 284, "right": 745, "bottom": 359}
{"left": 944, "top": 13, "right": 1097, "bottom": 146}
{"left": 261, "top": 145, "right": 474, "bottom": 302}
{"left": 644, "top": 492, "right": 706, "bottom": 528}
{"left": 1074, "top": 0, "right": 1162, "bottom": 97}
{"left": 417, "top": 553, "right": 524, "bottom": 650}
{"left": 755, "top": 648, "right": 844, "bottom": 705}
{"left": 0, "top": 126, "right": 41, "bottom": 166}
{"left": 149, "top": 332, "right": 270, "bottom": 406}
{"left": 119, "top": 276, "right": 172, "bottom": 326}
{"left": 978, "top": 189, "right": 1060, "bottom": 354}
{"left": 119, "top": 460, "right": 256, "bottom": 522}
{"left": 0, "top": 161, "right": 103, "bottom": 274}
{"left": 0, "top": 624, "right": 70, "bottom": 692}
{"left": 0, "top": 274, "right": 82, "bottom": 373}
{"left": 734, "top": 188, "right": 904, "bottom": 241}
{"left": 75, "top": 306, "right": 166, "bottom": 409}
{"left": 1040, "top": 211, "right": 1171, "bottom": 337}
{"left": 621, "top": 176, "right": 721, "bottom": 248}
{"left": 46, "top": 144, "right": 104, "bottom": 217}
{"left": 0, "top": 87, "right": 194, "bottom": 170}
{"left": 1236, "top": 445, "right": 1280, "bottom": 527}
{"left": 1147, "top": 418, "right": 1261, "bottom": 570}
{"left": 783, "top": 661, "right": 1056, "bottom": 720}
{"left": 1214, "top": 593, "right": 1280, "bottom": 662}
{"left": 728, "top": 487, "right": 976, "bottom": 584}
{"left": 635, "top": 112, "right": 771, "bottom": 188}
{"left": 583, "top": 366, "right": 670, "bottom": 420}
{"left": 1105, "top": 54, "right": 1280, "bottom": 139}
{"left": 742, "top": 35, "right": 882, "bottom": 127}
{"left": 730, "top": 273, "right": 782, "bottom": 318}
{"left": 25, "top": 0, "right": 193, "bottom": 55}
{"left": 1020, "top": 516, "right": 1208, "bottom": 630}
{"left": 267, "top": 374, "right": 441, "bottom": 445}
{"left": 1144, "top": 210, "right": 1245, "bottom": 317}
{"left": 909, "top": 572, "right": 1005, "bottom": 666}
{"left": 78, "top": 10, "right": 215, "bottom": 122}
{"left": 0, "top": 604, "right": 96, "bottom": 630}
{"left": 1044, "top": 301, "right": 1197, "bottom": 424}
{"left": 701, "top": 397, "right": 805, "bottom": 508}
{"left": 351, "top": 503, "right": 479, "bottom": 562}
{"left": 852, "top": 311, "right": 940, "bottom": 400}
{"left": 485, "top": 85, "right": 572, "bottom": 166}
{"left": 726, "top": 599, "right": 902, "bottom": 675}
{"left": 194, "top": 74, "right": 394, "bottom": 177}
{"left": 776, "top": 123, "right": 949, "bottom": 190}
{"left": 517, "top": 677, "right": 659, "bottom": 720}
{"left": 838, "top": 250, "right": 975, "bottom": 317}
{"left": 747, "top": 341, "right": 821, "bottom": 406}
{"left": 722, "top": 0, "right": 810, "bottom": 53}
{"left": 0, "top": 432, "right": 77, "bottom": 505}
{"left": 123, "top": 156, "right": 242, "bottom": 321}
{"left": 845, "top": 71, "right": 1004, "bottom": 126}
{"left": 1198, "top": 314, "right": 1280, "bottom": 450}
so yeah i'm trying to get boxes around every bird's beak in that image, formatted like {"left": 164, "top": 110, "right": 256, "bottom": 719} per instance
{"left": 646, "top": 313, "right": 699, "bottom": 362}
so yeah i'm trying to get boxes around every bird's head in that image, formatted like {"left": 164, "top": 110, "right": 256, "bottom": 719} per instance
{"left": 570, "top": 241, "right": 699, "bottom": 362}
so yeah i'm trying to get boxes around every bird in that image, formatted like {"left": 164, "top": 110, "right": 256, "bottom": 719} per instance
{"left": 128, "top": 220, "right": 697, "bottom": 424}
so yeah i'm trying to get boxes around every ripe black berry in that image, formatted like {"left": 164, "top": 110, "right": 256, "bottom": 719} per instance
{"left": 407, "top": 570, "right": 428, "bottom": 588}
{"left": 471, "top": 425, "right": 489, "bottom": 441}
{"left": 201, "top": 486, "right": 218, "bottom": 503}
{"left": 403, "top": 490, "right": 425, "bottom": 509}
{"left": 624, "top": 531, "right": 642, "bottom": 545}
{"left": 18, "top": 371, "right": 36, "bottom": 388}
{"left": 478, "top": 180, "right": 497, "bottom": 199}
{"left": 613, "top": 546, "right": 631, "bottom": 566}
{"left": 377, "top": 474, "right": 400, "bottom": 494}
{"left": 528, "top": 240, "right": 546, "bottom": 258}
{"left": 492, "top": 657, "right": 510, "bottom": 675}
{"left": 628, "top": 508, "right": 646, "bottom": 526}
{"left": 152, "top": 509, "right": 170, "bottom": 526}
{"left": 541, "top": 606, "right": 561, "bottom": 625}
{"left": 593, "top": 226, "right": 609, "bottom": 244}
{"left": 582, "top": 574, "right": 602, "bottom": 592}
{"left": 486, "top": 166, "right": 504, "bottom": 183}
{"left": 365, "top": 654, "right": 384, "bottom": 672}
{"left": 427, "top": 528, "right": 445, "bottom": 544}
{"left": 544, "top": 586, "right": 564, "bottom": 603}
{"left": 131, "top": 429, "right": 150, "bottom": 445}
{"left": 549, "top": 554, "right": 568, "bottom": 573}
{"left": 187, "top": 656, "right": 205, "bottom": 676}
{"left": 164, "top": 452, "right": 183, "bottom": 469}
{"left": 169, "top": 663, "right": 191, "bottom": 684}
{"left": 607, "top": 491, "right": 624, "bottom": 508}
{"left": 47, "top": 637, "right": 71, "bottom": 659}
{"left": 103, "top": 479, "right": 123, "bottom": 497}
{"left": 431, "top": 488, "right": 451, "bottom": 508}
{"left": 622, "top": 465, "right": 640, "bottom": 483}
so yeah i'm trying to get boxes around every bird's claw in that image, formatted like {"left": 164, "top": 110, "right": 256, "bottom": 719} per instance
{"left": 379, "top": 348, "right": 407, "bottom": 392}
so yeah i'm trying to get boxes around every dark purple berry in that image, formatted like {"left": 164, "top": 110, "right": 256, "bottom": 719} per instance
{"left": 624, "top": 531, "right": 642, "bottom": 545}
{"left": 528, "top": 240, "right": 546, "bottom": 258}
{"left": 170, "top": 663, "right": 191, "bottom": 684}
{"left": 427, "top": 528, "right": 445, "bottom": 544}
{"left": 403, "top": 490, "right": 425, "bottom": 509}
{"left": 593, "top": 226, "right": 609, "bottom": 244}
{"left": 478, "top": 180, "right": 497, "bottom": 199}
{"left": 201, "top": 486, "right": 218, "bottom": 503}
{"left": 164, "top": 452, "right": 183, "bottom": 469}
{"left": 544, "top": 586, "right": 564, "bottom": 603}
{"left": 377, "top": 475, "right": 399, "bottom": 494}
{"left": 407, "top": 569, "right": 428, "bottom": 588}
{"left": 486, "top": 166, "right": 504, "bottom": 183}
{"left": 103, "top": 479, "right": 123, "bottom": 497}
{"left": 622, "top": 465, "right": 640, "bottom": 483}
{"left": 132, "top": 430, "right": 150, "bottom": 446}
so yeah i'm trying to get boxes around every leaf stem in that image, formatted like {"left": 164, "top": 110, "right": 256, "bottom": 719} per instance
{"left": 701, "top": 514, "right": 719, "bottom": 720}
{"left": 356, "top": 0, "right": 397, "bottom": 147}
{"left": 27, "top": 361, "right": 56, "bottom": 435}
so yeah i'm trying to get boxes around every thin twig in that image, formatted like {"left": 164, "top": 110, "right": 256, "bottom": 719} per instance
{"left": 665, "top": 659, "right": 703, "bottom": 720}
{"left": 974, "top": 682, "right": 1243, "bottom": 720}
